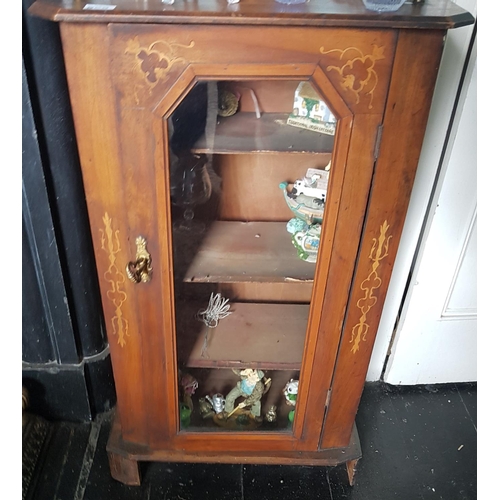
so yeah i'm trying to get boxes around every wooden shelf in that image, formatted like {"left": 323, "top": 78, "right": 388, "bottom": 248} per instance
{"left": 191, "top": 113, "right": 334, "bottom": 154}
{"left": 182, "top": 221, "right": 316, "bottom": 283}
{"left": 177, "top": 302, "right": 309, "bottom": 370}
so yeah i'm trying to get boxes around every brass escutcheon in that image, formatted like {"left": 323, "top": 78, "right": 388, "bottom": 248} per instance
{"left": 126, "top": 236, "right": 152, "bottom": 284}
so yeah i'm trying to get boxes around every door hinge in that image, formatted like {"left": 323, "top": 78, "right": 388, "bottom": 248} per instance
{"left": 374, "top": 124, "right": 384, "bottom": 160}
{"left": 325, "top": 389, "right": 332, "bottom": 408}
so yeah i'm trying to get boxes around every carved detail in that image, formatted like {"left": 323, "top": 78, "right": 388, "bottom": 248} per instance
{"left": 350, "top": 220, "right": 392, "bottom": 354}
{"left": 320, "top": 45, "right": 385, "bottom": 109}
{"left": 100, "top": 213, "right": 129, "bottom": 347}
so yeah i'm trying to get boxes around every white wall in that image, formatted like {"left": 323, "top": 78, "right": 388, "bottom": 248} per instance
{"left": 384, "top": 42, "right": 476, "bottom": 384}
{"left": 365, "top": 0, "right": 477, "bottom": 382}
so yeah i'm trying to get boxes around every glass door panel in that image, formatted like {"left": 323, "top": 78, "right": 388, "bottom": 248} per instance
{"left": 167, "top": 79, "right": 337, "bottom": 433}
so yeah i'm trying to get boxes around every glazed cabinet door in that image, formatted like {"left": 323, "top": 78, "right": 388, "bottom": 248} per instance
{"left": 59, "top": 22, "right": 396, "bottom": 452}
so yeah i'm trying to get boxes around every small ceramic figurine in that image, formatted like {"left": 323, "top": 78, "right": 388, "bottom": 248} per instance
{"left": 291, "top": 168, "right": 328, "bottom": 203}
{"left": 218, "top": 89, "right": 240, "bottom": 117}
{"left": 179, "top": 403, "right": 192, "bottom": 429}
{"left": 225, "top": 368, "right": 271, "bottom": 420}
{"left": 198, "top": 397, "right": 215, "bottom": 419}
{"left": 291, "top": 224, "right": 321, "bottom": 263}
{"left": 205, "top": 393, "right": 226, "bottom": 415}
{"left": 280, "top": 182, "right": 325, "bottom": 225}
{"left": 283, "top": 379, "right": 299, "bottom": 406}
{"left": 265, "top": 405, "right": 278, "bottom": 423}
{"left": 279, "top": 164, "right": 330, "bottom": 226}
{"left": 286, "top": 217, "right": 309, "bottom": 235}
{"left": 179, "top": 372, "right": 198, "bottom": 411}
{"left": 283, "top": 379, "right": 299, "bottom": 422}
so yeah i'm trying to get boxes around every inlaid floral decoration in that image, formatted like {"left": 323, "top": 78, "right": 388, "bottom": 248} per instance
{"left": 125, "top": 37, "right": 195, "bottom": 88}
{"left": 320, "top": 45, "right": 385, "bottom": 109}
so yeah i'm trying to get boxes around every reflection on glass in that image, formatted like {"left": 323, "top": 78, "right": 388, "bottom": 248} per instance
{"left": 170, "top": 152, "right": 212, "bottom": 232}
{"left": 167, "top": 80, "right": 337, "bottom": 433}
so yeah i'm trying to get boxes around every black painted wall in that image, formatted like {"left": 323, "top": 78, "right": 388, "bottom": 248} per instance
{"left": 22, "top": 0, "right": 116, "bottom": 422}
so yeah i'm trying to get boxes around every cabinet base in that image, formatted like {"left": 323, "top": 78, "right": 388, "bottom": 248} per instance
{"left": 106, "top": 415, "right": 362, "bottom": 486}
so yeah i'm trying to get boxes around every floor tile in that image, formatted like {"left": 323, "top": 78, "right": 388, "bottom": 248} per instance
{"left": 144, "top": 462, "right": 243, "bottom": 500}
{"left": 82, "top": 417, "right": 143, "bottom": 500}
{"left": 455, "top": 382, "right": 477, "bottom": 430}
{"left": 355, "top": 383, "right": 477, "bottom": 499}
{"left": 243, "top": 464, "right": 332, "bottom": 500}
{"left": 30, "top": 421, "right": 94, "bottom": 500}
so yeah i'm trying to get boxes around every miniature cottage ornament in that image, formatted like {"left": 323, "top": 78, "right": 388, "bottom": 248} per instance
{"left": 287, "top": 82, "right": 337, "bottom": 136}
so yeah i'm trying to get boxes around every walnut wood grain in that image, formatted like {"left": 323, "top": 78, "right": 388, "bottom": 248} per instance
{"left": 109, "top": 24, "right": 396, "bottom": 115}
{"left": 181, "top": 221, "right": 316, "bottom": 283}
{"left": 29, "top": 0, "right": 474, "bottom": 29}
{"left": 107, "top": 411, "right": 361, "bottom": 476}
{"left": 177, "top": 302, "right": 310, "bottom": 370}
{"left": 59, "top": 23, "right": 151, "bottom": 445}
{"left": 219, "top": 282, "right": 313, "bottom": 304}
{"left": 108, "top": 452, "right": 141, "bottom": 486}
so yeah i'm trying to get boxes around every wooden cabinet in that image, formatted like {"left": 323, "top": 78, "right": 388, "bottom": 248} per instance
{"left": 29, "top": 0, "right": 474, "bottom": 486}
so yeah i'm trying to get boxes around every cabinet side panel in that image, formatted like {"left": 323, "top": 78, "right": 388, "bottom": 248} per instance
{"left": 59, "top": 23, "right": 148, "bottom": 443}
{"left": 321, "top": 29, "right": 446, "bottom": 448}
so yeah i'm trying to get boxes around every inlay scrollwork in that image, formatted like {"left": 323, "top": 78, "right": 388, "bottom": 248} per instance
{"left": 350, "top": 220, "right": 392, "bottom": 354}
{"left": 126, "top": 37, "right": 195, "bottom": 88}
{"left": 100, "top": 212, "right": 129, "bottom": 348}
{"left": 320, "top": 45, "right": 385, "bottom": 109}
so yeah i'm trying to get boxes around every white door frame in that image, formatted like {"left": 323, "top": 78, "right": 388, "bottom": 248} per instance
{"left": 366, "top": 0, "right": 477, "bottom": 382}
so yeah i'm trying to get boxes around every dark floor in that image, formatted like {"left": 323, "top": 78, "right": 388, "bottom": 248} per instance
{"left": 23, "top": 382, "right": 477, "bottom": 500}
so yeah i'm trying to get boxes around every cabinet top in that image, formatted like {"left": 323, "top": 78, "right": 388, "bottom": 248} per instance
{"left": 29, "top": 0, "right": 474, "bottom": 29}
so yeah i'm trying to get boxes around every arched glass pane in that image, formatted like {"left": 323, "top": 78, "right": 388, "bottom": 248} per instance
{"left": 167, "top": 79, "right": 337, "bottom": 433}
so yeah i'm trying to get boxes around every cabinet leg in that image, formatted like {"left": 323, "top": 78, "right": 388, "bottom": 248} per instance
{"left": 346, "top": 458, "right": 359, "bottom": 486}
{"left": 108, "top": 451, "right": 141, "bottom": 486}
